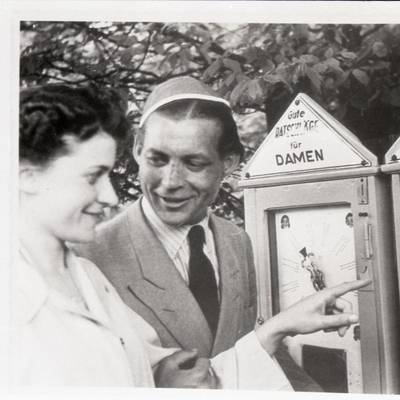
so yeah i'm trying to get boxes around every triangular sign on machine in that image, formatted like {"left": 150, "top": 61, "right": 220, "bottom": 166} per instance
{"left": 385, "top": 136, "right": 400, "bottom": 164}
{"left": 243, "top": 93, "right": 377, "bottom": 179}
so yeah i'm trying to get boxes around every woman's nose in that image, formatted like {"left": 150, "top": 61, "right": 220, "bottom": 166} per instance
{"left": 97, "top": 177, "right": 118, "bottom": 207}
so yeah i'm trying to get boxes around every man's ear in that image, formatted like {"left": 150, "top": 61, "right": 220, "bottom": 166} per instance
{"left": 19, "top": 163, "right": 41, "bottom": 195}
{"left": 132, "top": 135, "right": 143, "bottom": 162}
{"left": 222, "top": 153, "right": 240, "bottom": 177}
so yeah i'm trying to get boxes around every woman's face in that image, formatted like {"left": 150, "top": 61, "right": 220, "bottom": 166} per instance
{"left": 29, "top": 130, "right": 118, "bottom": 244}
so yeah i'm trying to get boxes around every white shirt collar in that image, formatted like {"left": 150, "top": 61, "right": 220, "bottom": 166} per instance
{"left": 14, "top": 246, "right": 111, "bottom": 329}
{"left": 141, "top": 197, "right": 211, "bottom": 260}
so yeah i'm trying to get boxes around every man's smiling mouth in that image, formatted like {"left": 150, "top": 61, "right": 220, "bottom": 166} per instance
{"left": 158, "top": 196, "right": 192, "bottom": 208}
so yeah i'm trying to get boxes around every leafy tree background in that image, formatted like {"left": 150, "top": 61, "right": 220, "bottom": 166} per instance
{"left": 20, "top": 22, "right": 400, "bottom": 225}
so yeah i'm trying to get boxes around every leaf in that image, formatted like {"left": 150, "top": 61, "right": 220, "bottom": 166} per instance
{"left": 203, "top": 58, "right": 222, "bottom": 81}
{"left": 199, "top": 41, "right": 212, "bottom": 64}
{"left": 324, "top": 57, "right": 343, "bottom": 73}
{"left": 350, "top": 95, "right": 368, "bottom": 110}
{"left": 382, "top": 86, "right": 400, "bottom": 107}
{"left": 169, "top": 53, "right": 179, "bottom": 70}
{"left": 224, "top": 72, "right": 236, "bottom": 87}
{"left": 120, "top": 48, "right": 135, "bottom": 65}
{"left": 337, "top": 70, "right": 351, "bottom": 87}
{"left": 20, "top": 55, "right": 37, "bottom": 75}
{"left": 263, "top": 73, "right": 286, "bottom": 85}
{"left": 293, "top": 25, "right": 309, "bottom": 39}
{"left": 243, "top": 47, "right": 260, "bottom": 63}
{"left": 90, "top": 63, "right": 106, "bottom": 74}
{"left": 324, "top": 77, "right": 336, "bottom": 91}
{"left": 340, "top": 51, "right": 357, "bottom": 60}
{"left": 160, "top": 52, "right": 179, "bottom": 72}
{"left": 334, "top": 31, "right": 342, "bottom": 45}
{"left": 247, "top": 79, "right": 265, "bottom": 104}
{"left": 324, "top": 47, "right": 334, "bottom": 59}
{"left": 261, "top": 59, "right": 275, "bottom": 74}
{"left": 274, "top": 54, "right": 286, "bottom": 65}
{"left": 230, "top": 78, "right": 250, "bottom": 107}
{"left": 144, "top": 22, "right": 162, "bottom": 33}
{"left": 352, "top": 69, "right": 370, "bottom": 86}
{"left": 110, "top": 34, "right": 137, "bottom": 47}
{"left": 179, "top": 48, "right": 191, "bottom": 68}
{"left": 153, "top": 44, "right": 164, "bottom": 54}
{"left": 222, "top": 58, "right": 242, "bottom": 74}
{"left": 188, "top": 25, "right": 211, "bottom": 42}
{"left": 306, "top": 66, "right": 322, "bottom": 92}
{"left": 299, "top": 54, "right": 319, "bottom": 65}
{"left": 274, "top": 63, "right": 293, "bottom": 86}
{"left": 313, "top": 62, "right": 328, "bottom": 74}
{"left": 369, "top": 60, "right": 390, "bottom": 72}
{"left": 372, "top": 41, "right": 388, "bottom": 58}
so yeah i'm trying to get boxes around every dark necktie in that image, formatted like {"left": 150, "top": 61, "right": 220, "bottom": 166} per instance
{"left": 188, "top": 225, "right": 220, "bottom": 337}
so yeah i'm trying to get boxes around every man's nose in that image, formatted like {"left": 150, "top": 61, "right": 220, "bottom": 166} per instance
{"left": 162, "top": 162, "right": 185, "bottom": 190}
{"left": 97, "top": 177, "right": 119, "bottom": 207}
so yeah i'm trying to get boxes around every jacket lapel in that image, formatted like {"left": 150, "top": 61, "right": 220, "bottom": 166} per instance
{"left": 209, "top": 215, "right": 242, "bottom": 356}
{"left": 124, "top": 200, "right": 213, "bottom": 356}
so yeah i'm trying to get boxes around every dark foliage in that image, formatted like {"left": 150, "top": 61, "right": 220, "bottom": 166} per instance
{"left": 20, "top": 22, "right": 400, "bottom": 225}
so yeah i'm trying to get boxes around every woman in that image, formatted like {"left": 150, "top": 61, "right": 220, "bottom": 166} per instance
{"left": 15, "top": 84, "right": 177, "bottom": 386}
{"left": 13, "top": 83, "right": 367, "bottom": 388}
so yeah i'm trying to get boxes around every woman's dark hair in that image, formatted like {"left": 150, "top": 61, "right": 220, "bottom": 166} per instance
{"left": 20, "top": 84, "right": 130, "bottom": 165}
{"left": 140, "top": 98, "right": 244, "bottom": 161}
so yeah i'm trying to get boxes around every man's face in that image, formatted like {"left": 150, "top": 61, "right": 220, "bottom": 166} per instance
{"left": 135, "top": 113, "right": 231, "bottom": 227}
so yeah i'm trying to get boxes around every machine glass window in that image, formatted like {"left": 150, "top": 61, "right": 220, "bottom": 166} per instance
{"left": 272, "top": 205, "right": 362, "bottom": 392}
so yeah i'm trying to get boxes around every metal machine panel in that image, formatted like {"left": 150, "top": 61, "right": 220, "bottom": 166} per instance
{"left": 245, "top": 177, "right": 399, "bottom": 393}
{"left": 383, "top": 140, "right": 400, "bottom": 336}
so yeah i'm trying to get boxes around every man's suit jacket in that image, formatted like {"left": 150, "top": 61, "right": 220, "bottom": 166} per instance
{"left": 76, "top": 199, "right": 257, "bottom": 358}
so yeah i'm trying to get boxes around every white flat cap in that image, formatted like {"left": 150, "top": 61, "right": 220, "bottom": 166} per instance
{"left": 139, "top": 76, "right": 231, "bottom": 127}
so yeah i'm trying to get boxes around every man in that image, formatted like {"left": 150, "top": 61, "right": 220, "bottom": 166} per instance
{"left": 78, "top": 77, "right": 257, "bottom": 357}
{"left": 76, "top": 77, "right": 336, "bottom": 389}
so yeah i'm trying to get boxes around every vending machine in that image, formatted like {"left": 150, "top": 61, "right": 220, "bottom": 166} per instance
{"left": 239, "top": 93, "right": 400, "bottom": 393}
{"left": 382, "top": 138, "right": 400, "bottom": 301}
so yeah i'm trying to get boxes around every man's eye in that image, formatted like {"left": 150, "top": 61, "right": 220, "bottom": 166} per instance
{"left": 186, "top": 160, "right": 208, "bottom": 170}
{"left": 147, "top": 155, "right": 167, "bottom": 167}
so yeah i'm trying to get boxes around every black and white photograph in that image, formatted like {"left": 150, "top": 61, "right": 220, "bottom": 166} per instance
{"left": 2, "top": 1, "right": 400, "bottom": 399}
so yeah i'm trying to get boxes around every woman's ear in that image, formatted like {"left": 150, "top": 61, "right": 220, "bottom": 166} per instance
{"left": 222, "top": 153, "right": 240, "bottom": 177}
{"left": 19, "top": 163, "right": 41, "bottom": 194}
